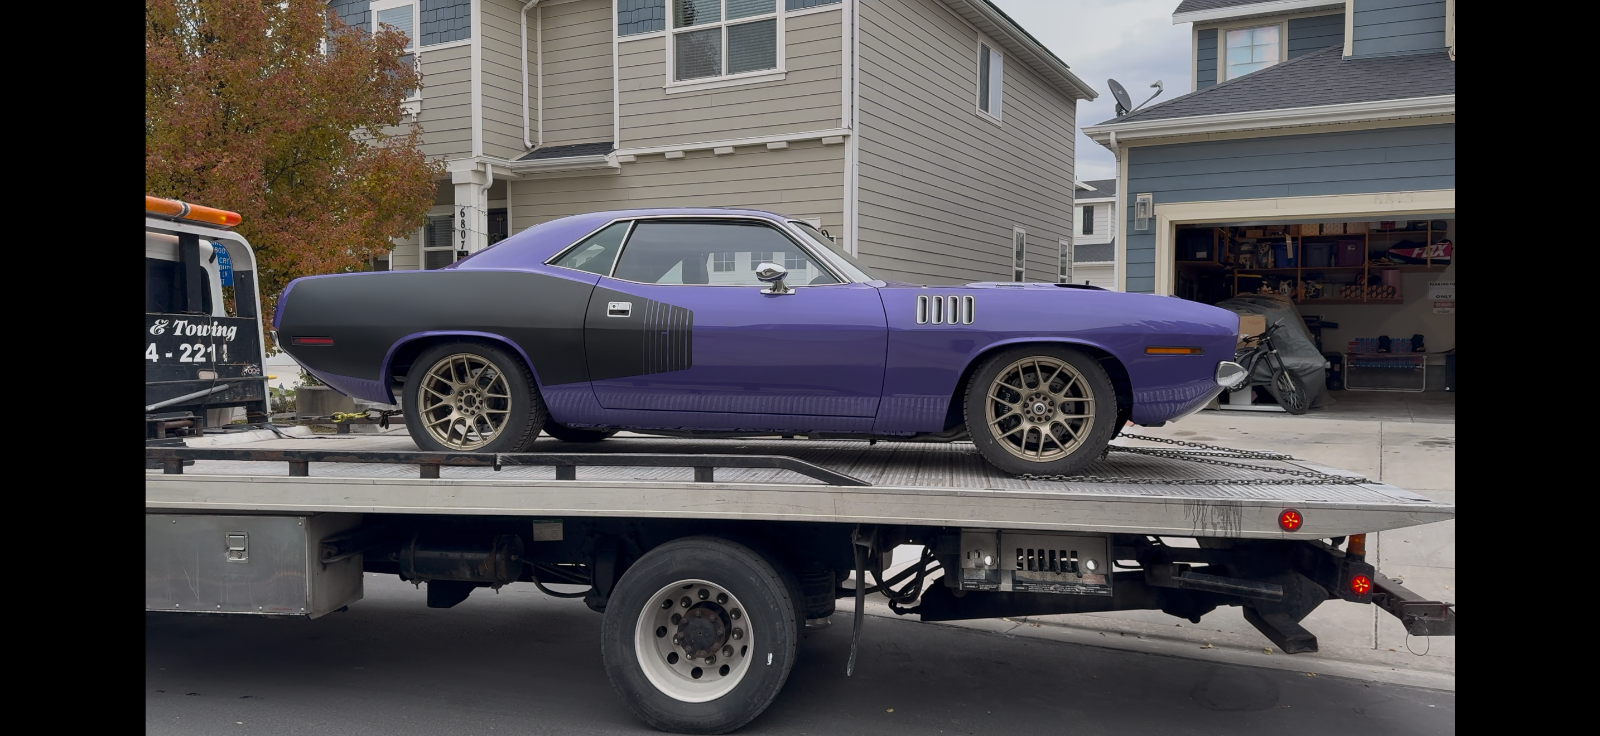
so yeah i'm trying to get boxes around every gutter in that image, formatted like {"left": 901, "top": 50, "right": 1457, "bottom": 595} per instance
{"left": 521, "top": 0, "right": 545, "bottom": 150}
{"left": 1172, "top": 0, "right": 1343, "bottom": 25}
{"left": 1082, "top": 95, "right": 1455, "bottom": 149}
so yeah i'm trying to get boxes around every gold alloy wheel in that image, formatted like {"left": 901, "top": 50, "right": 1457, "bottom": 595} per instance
{"left": 416, "top": 353, "right": 513, "bottom": 450}
{"left": 984, "top": 356, "right": 1096, "bottom": 462}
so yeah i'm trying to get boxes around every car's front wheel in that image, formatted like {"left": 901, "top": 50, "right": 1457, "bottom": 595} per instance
{"left": 964, "top": 345, "right": 1119, "bottom": 477}
{"left": 402, "top": 341, "right": 546, "bottom": 453}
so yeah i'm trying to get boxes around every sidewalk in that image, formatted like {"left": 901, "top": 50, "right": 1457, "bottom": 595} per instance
{"left": 843, "top": 408, "right": 1456, "bottom": 689}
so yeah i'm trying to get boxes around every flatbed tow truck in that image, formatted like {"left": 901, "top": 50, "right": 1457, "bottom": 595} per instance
{"left": 145, "top": 197, "right": 1456, "bottom": 734}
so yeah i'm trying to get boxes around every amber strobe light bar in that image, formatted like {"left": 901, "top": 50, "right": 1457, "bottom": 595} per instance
{"left": 145, "top": 195, "right": 243, "bottom": 228}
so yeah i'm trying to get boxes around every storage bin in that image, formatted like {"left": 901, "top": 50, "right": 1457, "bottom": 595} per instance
{"left": 1303, "top": 242, "right": 1332, "bottom": 267}
{"left": 1271, "top": 241, "right": 1296, "bottom": 269}
{"left": 1336, "top": 239, "right": 1365, "bottom": 266}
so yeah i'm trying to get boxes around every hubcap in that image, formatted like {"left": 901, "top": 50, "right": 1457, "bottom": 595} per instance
{"left": 985, "top": 356, "right": 1095, "bottom": 462}
{"left": 416, "top": 353, "right": 513, "bottom": 450}
{"left": 636, "top": 579, "right": 753, "bottom": 703}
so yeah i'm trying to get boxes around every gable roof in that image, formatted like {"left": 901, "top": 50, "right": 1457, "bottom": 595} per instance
{"left": 517, "top": 141, "right": 614, "bottom": 161}
{"left": 1094, "top": 46, "right": 1454, "bottom": 126}
{"left": 942, "top": 0, "right": 1098, "bottom": 101}
{"left": 1077, "top": 179, "right": 1118, "bottom": 198}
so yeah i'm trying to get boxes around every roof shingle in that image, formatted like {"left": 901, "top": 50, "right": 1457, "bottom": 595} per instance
{"left": 517, "top": 141, "right": 614, "bottom": 161}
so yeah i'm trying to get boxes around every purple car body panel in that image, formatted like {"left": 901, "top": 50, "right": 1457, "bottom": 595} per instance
{"left": 277, "top": 207, "right": 1240, "bottom": 432}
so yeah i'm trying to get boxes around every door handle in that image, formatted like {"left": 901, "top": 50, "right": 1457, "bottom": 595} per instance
{"left": 607, "top": 301, "right": 632, "bottom": 318}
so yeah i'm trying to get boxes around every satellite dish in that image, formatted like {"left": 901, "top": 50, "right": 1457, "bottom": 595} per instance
{"left": 1108, "top": 78, "right": 1166, "bottom": 117}
{"left": 1108, "top": 79, "right": 1134, "bottom": 117}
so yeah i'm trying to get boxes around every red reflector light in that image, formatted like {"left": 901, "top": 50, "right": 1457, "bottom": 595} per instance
{"left": 1278, "top": 508, "right": 1303, "bottom": 531}
{"left": 1350, "top": 574, "right": 1372, "bottom": 596}
{"left": 292, "top": 337, "right": 334, "bottom": 346}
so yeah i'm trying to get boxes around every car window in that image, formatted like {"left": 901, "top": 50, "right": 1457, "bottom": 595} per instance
{"left": 788, "top": 221, "right": 877, "bottom": 282}
{"left": 552, "top": 221, "right": 630, "bottom": 275}
{"left": 612, "top": 220, "right": 841, "bottom": 286}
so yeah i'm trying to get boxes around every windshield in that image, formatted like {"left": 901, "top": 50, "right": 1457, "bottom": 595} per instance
{"left": 788, "top": 221, "right": 878, "bottom": 282}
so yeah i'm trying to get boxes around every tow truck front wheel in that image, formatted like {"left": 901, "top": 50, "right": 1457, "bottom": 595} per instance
{"left": 602, "top": 537, "right": 798, "bottom": 734}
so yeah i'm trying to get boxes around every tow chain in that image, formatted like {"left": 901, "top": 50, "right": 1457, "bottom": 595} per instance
{"left": 1017, "top": 432, "right": 1372, "bottom": 486}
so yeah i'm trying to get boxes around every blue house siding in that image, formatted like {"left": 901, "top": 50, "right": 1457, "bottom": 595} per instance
{"left": 1121, "top": 124, "right": 1455, "bottom": 293}
{"left": 1196, "top": 29, "right": 1218, "bottom": 90}
{"left": 1351, "top": 0, "right": 1446, "bottom": 57}
{"left": 1288, "top": 13, "right": 1345, "bottom": 58}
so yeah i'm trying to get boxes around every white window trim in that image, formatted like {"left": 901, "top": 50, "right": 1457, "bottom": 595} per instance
{"left": 975, "top": 40, "right": 1003, "bottom": 125}
{"left": 1011, "top": 226, "right": 1026, "bottom": 282}
{"left": 1215, "top": 19, "right": 1288, "bottom": 82}
{"left": 1058, "top": 237, "right": 1073, "bottom": 284}
{"left": 372, "top": 0, "right": 424, "bottom": 104}
{"left": 663, "top": 1, "right": 787, "bottom": 91}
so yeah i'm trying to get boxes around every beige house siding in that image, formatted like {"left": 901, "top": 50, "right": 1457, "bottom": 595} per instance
{"left": 538, "top": 0, "right": 617, "bottom": 147}
{"left": 617, "top": 10, "right": 843, "bottom": 150}
{"left": 855, "top": 0, "right": 1077, "bottom": 285}
{"left": 508, "top": 140, "right": 844, "bottom": 235}
{"left": 480, "top": 0, "right": 530, "bottom": 160}
{"left": 416, "top": 41, "right": 474, "bottom": 160}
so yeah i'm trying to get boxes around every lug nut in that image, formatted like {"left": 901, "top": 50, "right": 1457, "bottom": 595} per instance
{"left": 730, "top": 608, "right": 742, "bottom": 620}
{"left": 731, "top": 628, "right": 744, "bottom": 640}
{"left": 671, "top": 613, "right": 681, "bottom": 625}
{"left": 698, "top": 589, "right": 709, "bottom": 601}
{"left": 705, "top": 655, "right": 717, "bottom": 665}
{"left": 716, "top": 593, "right": 728, "bottom": 604}
{"left": 722, "top": 645, "right": 734, "bottom": 658}
{"left": 681, "top": 596, "right": 691, "bottom": 608}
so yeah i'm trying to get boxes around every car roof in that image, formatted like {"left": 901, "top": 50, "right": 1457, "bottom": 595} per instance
{"left": 448, "top": 208, "right": 799, "bottom": 272}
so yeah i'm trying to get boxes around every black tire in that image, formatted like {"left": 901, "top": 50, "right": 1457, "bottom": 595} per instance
{"left": 402, "top": 341, "right": 546, "bottom": 453}
{"left": 541, "top": 420, "right": 617, "bottom": 443}
{"left": 1266, "top": 365, "right": 1310, "bottom": 415}
{"left": 602, "top": 536, "right": 799, "bottom": 735}
{"left": 964, "top": 344, "right": 1120, "bottom": 476}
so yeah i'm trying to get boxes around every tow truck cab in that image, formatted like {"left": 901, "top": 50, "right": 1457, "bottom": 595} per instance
{"left": 144, "top": 196, "right": 270, "bottom": 438}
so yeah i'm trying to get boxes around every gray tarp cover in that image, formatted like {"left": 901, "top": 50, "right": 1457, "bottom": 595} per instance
{"left": 1215, "top": 294, "right": 1328, "bottom": 408}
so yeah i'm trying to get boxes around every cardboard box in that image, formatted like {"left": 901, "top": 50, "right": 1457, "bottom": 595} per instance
{"left": 1322, "top": 222, "right": 1346, "bottom": 235}
{"left": 1347, "top": 221, "right": 1369, "bottom": 234}
{"left": 1236, "top": 313, "right": 1266, "bottom": 342}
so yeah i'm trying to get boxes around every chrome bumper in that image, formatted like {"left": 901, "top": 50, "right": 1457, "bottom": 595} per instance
{"left": 1216, "top": 361, "right": 1248, "bottom": 389}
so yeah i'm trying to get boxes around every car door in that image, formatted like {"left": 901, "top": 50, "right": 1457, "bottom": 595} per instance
{"left": 583, "top": 218, "right": 887, "bottom": 419}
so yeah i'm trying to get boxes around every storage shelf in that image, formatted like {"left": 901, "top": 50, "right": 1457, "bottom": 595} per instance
{"left": 1294, "top": 298, "right": 1403, "bottom": 305}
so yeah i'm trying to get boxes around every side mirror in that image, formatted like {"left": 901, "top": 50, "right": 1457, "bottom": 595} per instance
{"left": 755, "top": 262, "right": 793, "bottom": 295}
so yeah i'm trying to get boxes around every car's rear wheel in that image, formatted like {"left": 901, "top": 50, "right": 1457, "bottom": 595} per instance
{"left": 964, "top": 345, "right": 1119, "bottom": 477}
{"left": 402, "top": 341, "right": 545, "bottom": 453}
{"left": 602, "top": 536, "right": 798, "bottom": 734}
{"left": 542, "top": 421, "right": 617, "bottom": 443}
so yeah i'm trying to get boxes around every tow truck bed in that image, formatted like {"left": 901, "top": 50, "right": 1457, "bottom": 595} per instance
{"left": 145, "top": 434, "right": 1452, "bottom": 539}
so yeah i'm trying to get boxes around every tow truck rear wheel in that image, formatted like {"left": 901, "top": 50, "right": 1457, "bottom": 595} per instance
{"left": 602, "top": 536, "right": 798, "bottom": 734}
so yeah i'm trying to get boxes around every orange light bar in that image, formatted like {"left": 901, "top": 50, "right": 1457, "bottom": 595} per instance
{"left": 145, "top": 195, "right": 242, "bottom": 228}
{"left": 1145, "top": 346, "right": 1204, "bottom": 355}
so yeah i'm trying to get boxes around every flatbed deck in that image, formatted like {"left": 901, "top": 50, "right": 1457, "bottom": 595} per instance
{"left": 145, "top": 433, "right": 1452, "bottom": 539}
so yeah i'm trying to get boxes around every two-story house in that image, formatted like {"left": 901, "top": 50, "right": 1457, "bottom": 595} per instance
{"left": 334, "top": 0, "right": 1097, "bottom": 285}
{"left": 1070, "top": 178, "right": 1115, "bottom": 288}
{"left": 1083, "top": 0, "right": 1455, "bottom": 387}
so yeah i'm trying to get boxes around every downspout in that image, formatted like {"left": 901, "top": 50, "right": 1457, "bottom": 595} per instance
{"left": 521, "top": 0, "right": 544, "bottom": 150}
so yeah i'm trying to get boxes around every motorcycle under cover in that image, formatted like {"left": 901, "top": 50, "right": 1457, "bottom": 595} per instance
{"left": 1215, "top": 294, "right": 1329, "bottom": 409}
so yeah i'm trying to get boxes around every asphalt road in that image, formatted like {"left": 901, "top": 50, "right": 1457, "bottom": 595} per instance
{"left": 147, "top": 574, "right": 1454, "bottom": 735}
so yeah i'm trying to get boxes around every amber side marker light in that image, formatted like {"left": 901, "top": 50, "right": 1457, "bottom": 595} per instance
{"left": 1146, "top": 346, "right": 1204, "bottom": 355}
{"left": 1350, "top": 575, "right": 1373, "bottom": 596}
{"left": 1278, "top": 508, "right": 1303, "bottom": 532}
{"left": 292, "top": 337, "right": 335, "bottom": 346}
{"left": 146, "top": 195, "right": 243, "bottom": 228}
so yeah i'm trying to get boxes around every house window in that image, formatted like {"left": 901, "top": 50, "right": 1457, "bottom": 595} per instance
{"left": 1012, "top": 227, "right": 1026, "bottom": 282}
{"left": 671, "top": 1, "right": 780, "bottom": 83}
{"left": 1058, "top": 238, "right": 1073, "bottom": 284}
{"left": 713, "top": 252, "right": 736, "bottom": 271}
{"left": 371, "top": 1, "right": 421, "bottom": 102}
{"left": 751, "top": 251, "right": 773, "bottom": 268}
{"left": 422, "top": 215, "right": 455, "bottom": 270}
{"left": 1081, "top": 205, "right": 1095, "bottom": 235}
{"left": 1224, "top": 25, "right": 1279, "bottom": 80}
{"left": 978, "top": 43, "right": 1003, "bottom": 120}
{"left": 619, "top": 0, "right": 666, "bottom": 36}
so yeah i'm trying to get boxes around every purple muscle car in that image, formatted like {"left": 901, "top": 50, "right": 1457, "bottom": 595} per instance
{"left": 275, "top": 208, "right": 1247, "bottom": 475}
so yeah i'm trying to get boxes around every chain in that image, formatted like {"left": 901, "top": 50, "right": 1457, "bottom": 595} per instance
{"left": 1017, "top": 432, "right": 1371, "bottom": 486}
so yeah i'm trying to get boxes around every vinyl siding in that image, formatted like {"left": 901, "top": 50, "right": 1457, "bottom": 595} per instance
{"left": 1196, "top": 28, "right": 1217, "bottom": 90}
{"left": 480, "top": 0, "right": 529, "bottom": 159}
{"left": 538, "top": 0, "right": 616, "bottom": 147}
{"left": 507, "top": 139, "right": 844, "bottom": 234}
{"left": 617, "top": 9, "right": 843, "bottom": 149}
{"left": 1121, "top": 123, "right": 1455, "bottom": 293}
{"left": 1287, "top": 13, "right": 1345, "bottom": 58}
{"left": 416, "top": 41, "right": 473, "bottom": 160}
{"left": 1351, "top": 0, "right": 1445, "bottom": 57}
{"left": 855, "top": 0, "right": 1076, "bottom": 285}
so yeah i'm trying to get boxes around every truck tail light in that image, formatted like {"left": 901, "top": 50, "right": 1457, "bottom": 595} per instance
{"left": 1278, "top": 508, "right": 1303, "bottom": 531}
{"left": 1350, "top": 574, "right": 1372, "bottom": 596}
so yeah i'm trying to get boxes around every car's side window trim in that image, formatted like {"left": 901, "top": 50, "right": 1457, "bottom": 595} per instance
{"left": 603, "top": 215, "right": 850, "bottom": 287}
{"left": 605, "top": 220, "right": 639, "bottom": 278}
{"left": 545, "top": 217, "right": 637, "bottom": 275}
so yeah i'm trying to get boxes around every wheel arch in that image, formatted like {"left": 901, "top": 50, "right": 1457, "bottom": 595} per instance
{"left": 942, "top": 338, "right": 1134, "bottom": 432}
{"left": 381, "top": 331, "right": 544, "bottom": 404}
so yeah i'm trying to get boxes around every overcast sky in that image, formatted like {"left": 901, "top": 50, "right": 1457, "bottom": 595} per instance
{"left": 987, "top": 0, "right": 1193, "bottom": 182}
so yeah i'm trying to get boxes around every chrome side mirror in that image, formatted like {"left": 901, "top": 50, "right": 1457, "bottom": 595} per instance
{"left": 755, "top": 262, "right": 793, "bottom": 295}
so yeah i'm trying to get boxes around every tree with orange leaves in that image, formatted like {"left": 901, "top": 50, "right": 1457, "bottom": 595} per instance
{"left": 146, "top": 0, "right": 439, "bottom": 344}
